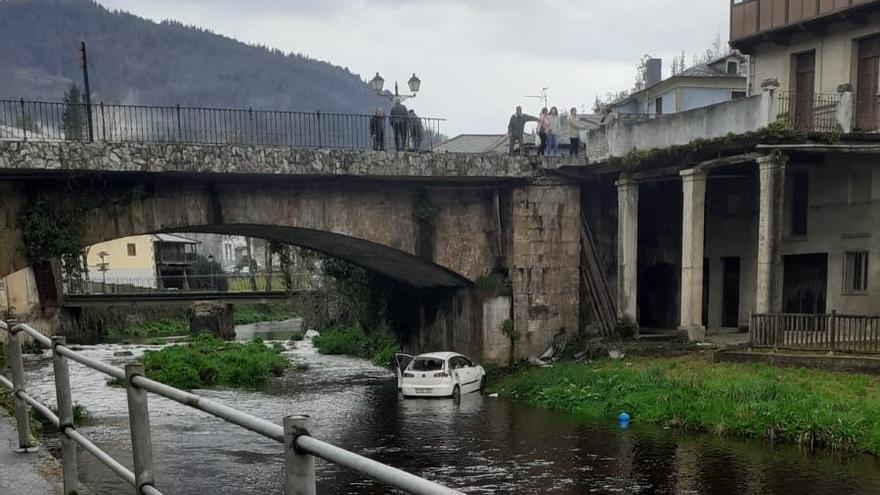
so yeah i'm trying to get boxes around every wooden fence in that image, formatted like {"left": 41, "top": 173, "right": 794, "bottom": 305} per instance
{"left": 750, "top": 312, "right": 880, "bottom": 354}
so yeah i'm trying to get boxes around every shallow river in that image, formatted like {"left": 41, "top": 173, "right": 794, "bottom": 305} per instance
{"left": 19, "top": 320, "right": 880, "bottom": 494}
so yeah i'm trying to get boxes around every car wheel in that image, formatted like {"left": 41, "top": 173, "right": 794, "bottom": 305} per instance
{"left": 452, "top": 385, "right": 461, "bottom": 403}
{"left": 479, "top": 376, "right": 487, "bottom": 394}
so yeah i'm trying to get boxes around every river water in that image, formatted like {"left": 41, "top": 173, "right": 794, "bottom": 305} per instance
{"left": 18, "top": 320, "right": 880, "bottom": 494}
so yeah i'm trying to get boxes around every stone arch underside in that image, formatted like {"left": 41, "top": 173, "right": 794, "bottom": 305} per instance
{"left": 1, "top": 180, "right": 484, "bottom": 288}
{"left": 176, "top": 224, "right": 470, "bottom": 288}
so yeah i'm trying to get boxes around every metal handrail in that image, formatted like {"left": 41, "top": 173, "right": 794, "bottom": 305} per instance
{"left": 0, "top": 99, "right": 446, "bottom": 152}
{"left": 1, "top": 322, "right": 463, "bottom": 494}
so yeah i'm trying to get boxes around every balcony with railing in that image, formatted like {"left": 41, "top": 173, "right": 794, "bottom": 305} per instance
{"left": 776, "top": 90, "right": 841, "bottom": 133}
{"left": 584, "top": 81, "right": 872, "bottom": 165}
{"left": 730, "top": 0, "right": 880, "bottom": 49}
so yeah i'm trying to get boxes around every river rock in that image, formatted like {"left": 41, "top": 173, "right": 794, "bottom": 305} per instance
{"left": 113, "top": 351, "right": 134, "bottom": 357}
{"left": 187, "top": 301, "right": 235, "bottom": 341}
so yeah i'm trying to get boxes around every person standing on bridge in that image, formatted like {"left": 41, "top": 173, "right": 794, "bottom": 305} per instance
{"left": 568, "top": 107, "right": 584, "bottom": 157}
{"left": 390, "top": 98, "right": 409, "bottom": 152}
{"left": 536, "top": 107, "right": 550, "bottom": 156}
{"left": 547, "top": 106, "right": 561, "bottom": 156}
{"left": 408, "top": 109, "right": 423, "bottom": 151}
{"left": 370, "top": 108, "right": 386, "bottom": 151}
{"left": 508, "top": 106, "right": 537, "bottom": 154}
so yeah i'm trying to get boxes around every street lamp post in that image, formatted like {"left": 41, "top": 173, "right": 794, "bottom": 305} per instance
{"left": 369, "top": 72, "right": 421, "bottom": 102}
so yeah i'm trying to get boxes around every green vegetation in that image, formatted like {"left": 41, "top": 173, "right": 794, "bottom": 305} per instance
{"left": 141, "top": 335, "right": 287, "bottom": 389}
{"left": 106, "top": 318, "right": 188, "bottom": 342}
{"left": 313, "top": 325, "right": 399, "bottom": 367}
{"left": 493, "top": 356, "right": 880, "bottom": 455}
{"left": 474, "top": 272, "right": 510, "bottom": 298}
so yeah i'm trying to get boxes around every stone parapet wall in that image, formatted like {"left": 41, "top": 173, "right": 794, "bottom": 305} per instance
{"left": 0, "top": 141, "right": 555, "bottom": 178}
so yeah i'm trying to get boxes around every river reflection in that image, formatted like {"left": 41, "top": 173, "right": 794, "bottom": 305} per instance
{"left": 17, "top": 321, "right": 880, "bottom": 494}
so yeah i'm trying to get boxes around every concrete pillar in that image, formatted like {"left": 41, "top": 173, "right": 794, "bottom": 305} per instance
{"left": 760, "top": 78, "right": 780, "bottom": 127}
{"left": 616, "top": 178, "right": 639, "bottom": 323}
{"left": 679, "top": 168, "right": 707, "bottom": 340}
{"left": 836, "top": 84, "right": 854, "bottom": 134}
{"left": 756, "top": 153, "right": 788, "bottom": 314}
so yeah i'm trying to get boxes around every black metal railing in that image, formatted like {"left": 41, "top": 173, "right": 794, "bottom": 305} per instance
{"left": 65, "top": 272, "right": 322, "bottom": 296}
{"left": 776, "top": 91, "right": 840, "bottom": 133}
{"left": 0, "top": 99, "right": 445, "bottom": 151}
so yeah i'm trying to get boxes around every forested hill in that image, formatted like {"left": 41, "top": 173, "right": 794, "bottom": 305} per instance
{"left": 0, "top": 0, "right": 387, "bottom": 113}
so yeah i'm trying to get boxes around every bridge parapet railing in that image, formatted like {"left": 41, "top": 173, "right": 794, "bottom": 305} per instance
{"left": 0, "top": 321, "right": 463, "bottom": 494}
{"left": 0, "top": 99, "right": 446, "bottom": 152}
{"left": 750, "top": 312, "right": 880, "bottom": 353}
{"left": 65, "top": 271, "right": 322, "bottom": 296}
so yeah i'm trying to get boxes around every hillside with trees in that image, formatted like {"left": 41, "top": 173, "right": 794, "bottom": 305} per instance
{"left": 0, "top": 0, "right": 387, "bottom": 114}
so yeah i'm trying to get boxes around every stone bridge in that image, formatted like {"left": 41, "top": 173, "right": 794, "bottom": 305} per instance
{"left": 0, "top": 141, "right": 581, "bottom": 363}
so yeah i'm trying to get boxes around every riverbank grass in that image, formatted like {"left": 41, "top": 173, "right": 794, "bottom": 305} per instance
{"left": 142, "top": 335, "right": 287, "bottom": 389}
{"left": 493, "top": 356, "right": 880, "bottom": 455}
{"left": 313, "top": 325, "right": 398, "bottom": 366}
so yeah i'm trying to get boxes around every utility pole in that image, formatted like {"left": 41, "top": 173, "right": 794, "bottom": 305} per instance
{"left": 78, "top": 41, "right": 94, "bottom": 142}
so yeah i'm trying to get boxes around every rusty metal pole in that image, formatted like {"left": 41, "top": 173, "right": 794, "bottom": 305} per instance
{"left": 52, "top": 336, "right": 78, "bottom": 494}
{"left": 284, "top": 415, "right": 316, "bottom": 495}
{"left": 125, "top": 363, "right": 156, "bottom": 494}
{"left": 7, "top": 323, "right": 36, "bottom": 452}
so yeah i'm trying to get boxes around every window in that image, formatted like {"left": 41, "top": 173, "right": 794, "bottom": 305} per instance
{"left": 731, "top": 91, "right": 747, "bottom": 100}
{"left": 410, "top": 358, "right": 444, "bottom": 372}
{"left": 727, "top": 61, "right": 739, "bottom": 74}
{"left": 127, "top": 243, "right": 137, "bottom": 257}
{"left": 791, "top": 171, "right": 809, "bottom": 236}
{"left": 843, "top": 251, "right": 869, "bottom": 294}
{"left": 655, "top": 97, "right": 663, "bottom": 115}
{"left": 850, "top": 168, "right": 872, "bottom": 204}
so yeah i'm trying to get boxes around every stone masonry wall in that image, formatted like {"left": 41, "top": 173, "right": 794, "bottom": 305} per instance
{"left": 0, "top": 141, "right": 553, "bottom": 178}
{"left": 509, "top": 181, "right": 581, "bottom": 358}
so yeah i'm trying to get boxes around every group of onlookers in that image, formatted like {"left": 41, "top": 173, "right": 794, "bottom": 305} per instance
{"left": 507, "top": 105, "right": 584, "bottom": 156}
{"left": 369, "top": 99, "right": 423, "bottom": 152}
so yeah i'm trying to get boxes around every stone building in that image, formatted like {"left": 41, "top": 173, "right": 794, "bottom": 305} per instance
{"left": 580, "top": 0, "right": 880, "bottom": 340}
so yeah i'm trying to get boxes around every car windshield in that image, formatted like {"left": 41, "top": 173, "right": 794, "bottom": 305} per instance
{"left": 410, "top": 357, "right": 445, "bottom": 372}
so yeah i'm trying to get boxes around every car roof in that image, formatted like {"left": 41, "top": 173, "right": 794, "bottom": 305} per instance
{"left": 413, "top": 352, "right": 461, "bottom": 360}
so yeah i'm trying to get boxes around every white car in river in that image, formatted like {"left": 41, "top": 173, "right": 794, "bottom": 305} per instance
{"left": 395, "top": 352, "right": 487, "bottom": 401}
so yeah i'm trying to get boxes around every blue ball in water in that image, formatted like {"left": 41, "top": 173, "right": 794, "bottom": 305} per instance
{"left": 618, "top": 412, "right": 631, "bottom": 423}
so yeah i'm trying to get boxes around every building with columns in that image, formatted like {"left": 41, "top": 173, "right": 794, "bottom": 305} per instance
{"left": 579, "top": 0, "right": 880, "bottom": 342}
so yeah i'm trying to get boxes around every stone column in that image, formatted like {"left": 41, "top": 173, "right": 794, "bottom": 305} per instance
{"left": 616, "top": 178, "right": 639, "bottom": 323}
{"left": 756, "top": 153, "right": 788, "bottom": 314}
{"left": 679, "top": 168, "right": 707, "bottom": 341}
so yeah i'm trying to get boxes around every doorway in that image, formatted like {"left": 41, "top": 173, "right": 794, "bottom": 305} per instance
{"left": 782, "top": 253, "right": 828, "bottom": 314}
{"left": 793, "top": 51, "right": 815, "bottom": 131}
{"left": 721, "top": 257, "right": 741, "bottom": 328}
{"left": 857, "top": 36, "right": 880, "bottom": 130}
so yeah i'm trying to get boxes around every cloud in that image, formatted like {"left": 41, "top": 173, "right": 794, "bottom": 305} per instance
{"left": 95, "top": 0, "right": 731, "bottom": 134}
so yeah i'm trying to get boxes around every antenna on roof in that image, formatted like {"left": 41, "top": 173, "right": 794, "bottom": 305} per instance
{"left": 523, "top": 87, "right": 549, "bottom": 110}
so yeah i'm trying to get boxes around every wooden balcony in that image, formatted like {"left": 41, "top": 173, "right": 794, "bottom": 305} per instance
{"left": 730, "top": 0, "right": 880, "bottom": 50}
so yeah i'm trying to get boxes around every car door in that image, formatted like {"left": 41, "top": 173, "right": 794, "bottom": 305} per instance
{"left": 458, "top": 355, "right": 479, "bottom": 393}
{"left": 395, "top": 353, "right": 413, "bottom": 389}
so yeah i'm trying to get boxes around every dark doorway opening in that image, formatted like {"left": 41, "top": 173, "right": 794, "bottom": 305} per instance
{"left": 783, "top": 253, "right": 828, "bottom": 314}
{"left": 702, "top": 259, "right": 710, "bottom": 327}
{"left": 722, "top": 257, "right": 741, "bottom": 328}
{"left": 638, "top": 262, "right": 678, "bottom": 328}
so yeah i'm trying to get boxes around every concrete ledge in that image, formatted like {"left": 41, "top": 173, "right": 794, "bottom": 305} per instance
{"left": 715, "top": 348, "right": 880, "bottom": 375}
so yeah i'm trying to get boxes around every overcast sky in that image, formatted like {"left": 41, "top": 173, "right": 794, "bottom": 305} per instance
{"left": 95, "top": 0, "right": 731, "bottom": 135}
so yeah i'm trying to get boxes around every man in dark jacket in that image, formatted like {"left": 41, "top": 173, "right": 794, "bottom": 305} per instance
{"left": 408, "top": 109, "right": 423, "bottom": 151}
{"left": 508, "top": 106, "right": 537, "bottom": 154}
{"left": 369, "top": 109, "right": 385, "bottom": 151}
{"left": 390, "top": 99, "right": 409, "bottom": 152}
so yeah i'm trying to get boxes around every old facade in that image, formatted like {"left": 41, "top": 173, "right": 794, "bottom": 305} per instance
{"left": 580, "top": 0, "right": 880, "bottom": 340}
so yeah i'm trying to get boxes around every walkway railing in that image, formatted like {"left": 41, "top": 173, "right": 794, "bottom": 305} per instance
{"left": 0, "top": 321, "right": 463, "bottom": 494}
{"left": 0, "top": 99, "right": 445, "bottom": 151}
{"left": 65, "top": 271, "right": 322, "bottom": 296}
{"left": 776, "top": 91, "right": 841, "bottom": 133}
{"left": 750, "top": 312, "right": 880, "bottom": 353}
